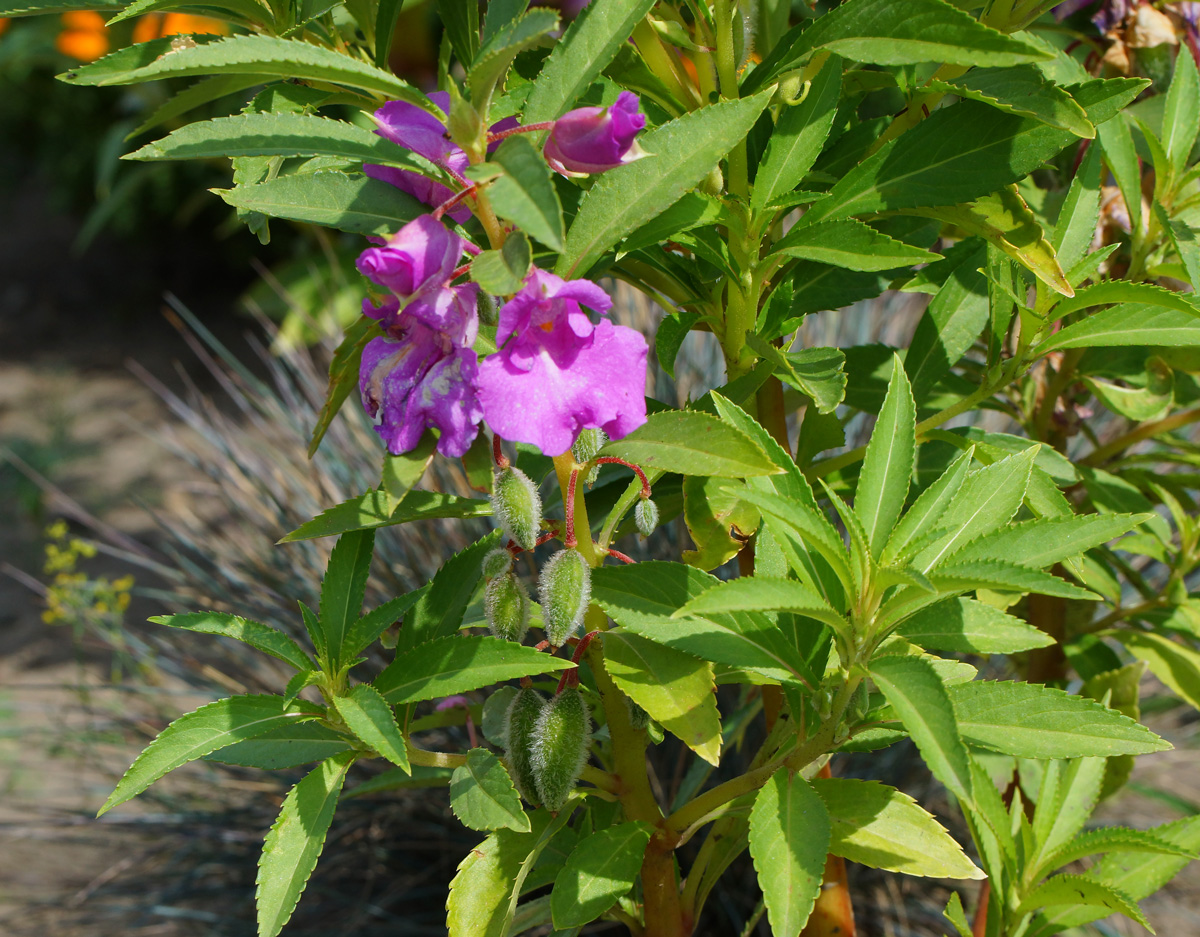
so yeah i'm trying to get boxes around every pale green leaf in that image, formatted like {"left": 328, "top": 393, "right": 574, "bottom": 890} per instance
{"left": 1036, "top": 304, "right": 1200, "bottom": 354}
{"left": 450, "top": 748, "right": 530, "bottom": 833}
{"left": 1112, "top": 630, "right": 1200, "bottom": 712}
{"left": 1163, "top": 47, "right": 1200, "bottom": 176}
{"left": 856, "top": 358, "right": 915, "bottom": 557}
{"left": 447, "top": 814, "right": 554, "bottom": 937}
{"left": 599, "top": 410, "right": 780, "bottom": 478}
{"left": 280, "top": 489, "right": 492, "bottom": 543}
{"left": 149, "top": 611, "right": 313, "bottom": 671}
{"left": 331, "top": 684, "right": 409, "bottom": 771}
{"left": 1017, "top": 874, "right": 1152, "bottom": 932}
{"left": 770, "top": 218, "right": 940, "bottom": 272}
{"left": 550, "top": 822, "right": 653, "bottom": 928}
{"left": 896, "top": 598, "right": 1054, "bottom": 654}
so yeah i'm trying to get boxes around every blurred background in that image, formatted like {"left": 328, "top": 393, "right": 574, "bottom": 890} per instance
{"left": 2, "top": 2, "right": 1200, "bottom": 935}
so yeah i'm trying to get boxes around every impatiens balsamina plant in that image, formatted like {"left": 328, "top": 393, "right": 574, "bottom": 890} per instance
{"left": 18, "top": 0, "right": 1200, "bottom": 930}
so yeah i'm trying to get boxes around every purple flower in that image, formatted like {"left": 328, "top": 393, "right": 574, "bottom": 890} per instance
{"left": 543, "top": 91, "right": 647, "bottom": 177}
{"left": 365, "top": 91, "right": 520, "bottom": 222}
{"left": 356, "top": 214, "right": 462, "bottom": 298}
{"left": 477, "top": 270, "right": 648, "bottom": 456}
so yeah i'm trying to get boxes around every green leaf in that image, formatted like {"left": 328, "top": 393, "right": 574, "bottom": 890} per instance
{"left": 603, "top": 631, "right": 721, "bottom": 765}
{"left": 205, "top": 722, "right": 351, "bottom": 769}
{"left": 102, "top": 695, "right": 322, "bottom": 814}
{"left": 1162, "top": 42, "right": 1200, "bottom": 176}
{"left": 373, "top": 0, "right": 404, "bottom": 67}
{"left": 856, "top": 358, "right": 915, "bottom": 557}
{"left": 929, "top": 559, "right": 1096, "bottom": 600}
{"left": 749, "top": 768, "right": 830, "bottom": 937}
{"left": 128, "top": 74, "right": 265, "bottom": 140}
{"left": 1161, "top": 206, "right": 1200, "bottom": 291}
{"left": 1050, "top": 140, "right": 1102, "bottom": 278}
{"left": 1043, "top": 827, "right": 1195, "bottom": 873}
{"left": 471, "top": 233, "right": 533, "bottom": 295}
{"left": 950, "top": 513, "right": 1149, "bottom": 568}
{"left": 599, "top": 410, "right": 780, "bottom": 477}
{"left": 944, "top": 893, "right": 973, "bottom": 937}
{"left": 1049, "top": 280, "right": 1200, "bottom": 321}
{"left": 556, "top": 91, "right": 772, "bottom": 278}
{"left": 746, "top": 338, "right": 847, "bottom": 414}
{"left": 61, "top": 35, "right": 433, "bottom": 106}
{"left": 308, "top": 315, "right": 378, "bottom": 459}
{"left": 675, "top": 576, "right": 844, "bottom": 630}
{"left": 869, "top": 655, "right": 974, "bottom": 804}
{"left": 256, "top": 752, "right": 354, "bottom": 937}
{"left": 438, "top": 0, "right": 478, "bottom": 65}
{"left": 883, "top": 448, "right": 974, "bottom": 565}
{"left": 896, "top": 598, "right": 1054, "bottom": 654}
{"left": 750, "top": 54, "right": 842, "bottom": 214}
{"left": 927, "top": 65, "right": 1094, "bottom": 137}
{"left": 374, "top": 635, "right": 572, "bottom": 705}
{"left": 813, "top": 777, "right": 984, "bottom": 879}
{"left": 906, "top": 184, "right": 1072, "bottom": 296}
{"left": 1111, "top": 630, "right": 1200, "bottom": 712}
{"left": 1017, "top": 874, "right": 1152, "bottom": 931}
{"left": 621, "top": 193, "right": 727, "bottom": 254}
{"left": 447, "top": 815, "right": 553, "bottom": 937}
{"left": 523, "top": 0, "right": 658, "bottom": 123}
{"left": 280, "top": 489, "right": 492, "bottom": 542}
{"left": 655, "top": 311, "right": 702, "bottom": 379}
{"left": 319, "top": 529, "right": 374, "bottom": 673}
{"left": 550, "top": 821, "right": 653, "bottom": 928}
{"left": 681, "top": 474, "right": 760, "bottom": 571}
{"left": 1036, "top": 304, "right": 1200, "bottom": 354}
{"left": 331, "top": 684, "right": 409, "bottom": 771}
{"left": 482, "top": 0, "right": 526, "bottom": 42}
{"left": 215, "top": 171, "right": 426, "bottom": 236}
{"left": 949, "top": 681, "right": 1171, "bottom": 757}
{"left": 770, "top": 218, "right": 940, "bottom": 272}
{"left": 381, "top": 433, "right": 437, "bottom": 510}
{"left": 149, "top": 611, "right": 313, "bottom": 671}
{"left": 1, "top": 0, "right": 121, "bottom": 13}
{"left": 469, "top": 136, "right": 564, "bottom": 251}
{"left": 126, "top": 113, "right": 434, "bottom": 170}
{"left": 1098, "top": 111, "right": 1142, "bottom": 240}
{"left": 468, "top": 8, "right": 559, "bottom": 106}
{"left": 450, "top": 748, "right": 530, "bottom": 833}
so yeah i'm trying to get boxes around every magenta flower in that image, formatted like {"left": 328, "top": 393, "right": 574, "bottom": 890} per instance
{"left": 356, "top": 214, "right": 463, "bottom": 298}
{"left": 365, "top": 91, "right": 519, "bottom": 223}
{"left": 543, "top": 91, "right": 647, "bottom": 177}
{"left": 477, "top": 270, "right": 648, "bottom": 456}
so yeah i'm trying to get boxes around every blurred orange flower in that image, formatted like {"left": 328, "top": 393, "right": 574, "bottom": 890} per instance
{"left": 131, "top": 12, "right": 229, "bottom": 43}
{"left": 56, "top": 10, "right": 108, "bottom": 62}
{"left": 0, "top": 17, "right": 10, "bottom": 36}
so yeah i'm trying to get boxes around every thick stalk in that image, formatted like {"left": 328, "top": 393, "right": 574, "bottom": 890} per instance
{"left": 712, "top": 0, "right": 747, "bottom": 196}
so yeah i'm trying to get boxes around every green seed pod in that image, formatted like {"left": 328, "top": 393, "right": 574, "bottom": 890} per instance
{"left": 481, "top": 547, "right": 512, "bottom": 580}
{"left": 504, "top": 687, "right": 544, "bottom": 805}
{"left": 477, "top": 290, "right": 499, "bottom": 327}
{"left": 485, "top": 571, "right": 530, "bottom": 642}
{"left": 532, "top": 688, "right": 591, "bottom": 812}
{"left": 634, "top": 497, "right": 658, "bottom": 538}
{"left": 538, "top": 549, "right": 591, "bottom": 647}
{"left": 626, "top": 696, "right": 650, "bottom": 730}
{"left": 491, "top": 466, "right": 542, "bottom": 551}
{"left": 571, "top": 429, "right": 606, "bottom": 486}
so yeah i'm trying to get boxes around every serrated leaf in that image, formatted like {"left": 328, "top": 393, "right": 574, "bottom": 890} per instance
{"left": 814, "top": 777, "right": 984, "bottom": 879}
{"left": 949, "top": 681, "right": 1170, "bottom": 758}
{"left": 896, "top": 598, "right": 1054, "bottom": 653}
{"left": 1160, "top": 205, "right": 1200, "bottom": 291}
{"left": 331, "top": 684, "right": 409, "bottom": 771}
{"left": 1043, "top": 827, "right": 1195, "bottom": 874}
{"left": 205, "top": 721, "right": 351, "bottom": 769}
{"left": 319, "top": 529, "right": 373, "bottom": 673}
{"left": 1037, "top": 304, "right": 1200, "bottom": 354}
{"left": 307, "top": 315, "right": 379, "bottom": 459}
{"left": 280, "top": 489, "right": 492, "bottom": 542}
{"left": 770, "top": 218, "right": 940, "bottom": 272}
{"left": 655, "top": 311, "right": 702, "bottom": 379}
{"left": 599, "top": 410, "right": 780, "bottom": 477}
{"left": 857, "top": 359, "right": 915, "bottom": 557}
{"left": 471, "top": 231, "right": 533, "bottom": 295}
{"left": 927, "top": 65, "right": 1094, "bottom": 137}
{"left": 450, "top": 748, "right": 530, "bottom": 833}
{"left": 469, "top": 136, "right": 564, "bottom": 251}
{"left": 102, "top": 695, "right": 323, "bottom": 814}
{"left": 883, "top": 448, "right": 974, "bottom": 565}
{"left": 1163, "top": 46, "right": 1200, "bottom": 176}
{"left": 468, "top": 8, "right": 559, "bottom": 105}
{"left": 395, "top": 532, "right": 502, "bottom": 654}
{"left": 256, "top": 751, "right": 354, "bottom": 937}
{"left": 1111, "top": 630, "right": 1200, "bottom": 712}
{"left": 523, "top": 0, "right": 658, "bottom": 123}
{"left": 128, "top": 74, "right": 265, "bottom": 140}
{"left": 374, "top": 635, "right": 572, "bottom": 705}
{"left": 1, "top": 0, "right": 121, "bottom": 13}
{"left": 681, "top": 474, "right": 760, "bottom": 571}
{"left": 381, "top": 432, "right": 437, "bottom": 511}
{"left": 949, "top": 513, "right": 1149, "bottom": 568}
{"left": 1049, "top": 280, "right": 1200, "bottom": 321}
{"left": 550, "top": 821, "right": 653, "bottom": 928}
{"left": 1049, "top": 141, "right": 1102, "bottom": 279}
{"left": 675, "top": 576, "right": 844, "bottom": 630}
{"left": 930, "top": 559, "right": 1097, "bottom": 600}
{"left": 149, "top": 611, "right": 313, "bottom": 671}
{"left": 870, "top": 655, "right": 974, "bottom": 805}
{"left": 749, "top": 768, "right": 829, "bottom": 936}
{"left": 447, "top": 815, "right": 553, "bottom": 937}
{"left": 603, "top": 631, "right": 721, "bottom": 765}
{"left": 216, "top": 171, "right": 427, "bottom": 236}
{"left": 746, "top": 338, "right": 847, "bottom": 414}
{"left": 556, "top": 92, "right": 772, "bottom": 278}
{"left": 1017, "top": 873, "right": 1152, "bottom": 931}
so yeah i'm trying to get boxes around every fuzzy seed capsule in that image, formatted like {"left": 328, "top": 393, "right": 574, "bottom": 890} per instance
{"left": 634, "top": 497, "right": 659, "bottom": 538}
{"left": 532, "top": 688, "right": 591, "bottom": 812}
{"left": 485, "top": 571, "right": 530, "bottom": 642}
{"left": 481, "top": 547, "right": 513, "bottom": 580}
{"left": 538, "top": 549, "right": 591, "bottom": 647}
{"left": 504, "top": 687, "right": 544, "bottom": 805}
{"left": 572, "top": 429, "right": 607, "bottom": 486}
{"left": 491, "top": 466, "right": 542, "bottom": 551}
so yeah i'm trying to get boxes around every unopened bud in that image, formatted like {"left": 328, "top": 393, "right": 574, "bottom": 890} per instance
{"left": 504, "top": 687, "right": 544, "bottom": 805}
{"left": 634, "top": 498, "right": 658, "bottom": 538}
{"left": 485, "top": 571, "right": 530, "bottom": 643}
{"left": 572, "top": 429, "right": 607, "bottom": 486}
{"left": 491, "top": 466, "right": 542, "bottom": 551}
{"left": 538, "top": 549, "right": 591, "bottom": 647}
{"left": 482, "top": 548, "right": 513, "bottom": 580}
{"left": 532, "top": 688, "right": 591, "bottom": 811}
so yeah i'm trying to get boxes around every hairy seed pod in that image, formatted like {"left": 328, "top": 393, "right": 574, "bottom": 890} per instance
{"left": 532, "top": 688, "right": 591, "bottom": 812}
{"left": 626, "top": 696, "right": 650, "bottom": 730}
{"left": 634, "top": 497, "right": 658, "bottom": 538}
{"left": 505, "top": 687, "right": 544, "bottom": 805}
{"left": 491, "top": 466, "right": 542, "bottom": 551}
{"left": 538, "top": 549, "right": 591, "bottom": 647}
{"left": 571, "top": 429, "right": 607, "bottom": 486}
{"left": 485, "top": 571, "right": 530, "bottom": 642}
{"left": 481, "top": 547, "right": 513, "bottom": 580}
{"left": 477, "top": 290, "right": 499, "bottom": 327}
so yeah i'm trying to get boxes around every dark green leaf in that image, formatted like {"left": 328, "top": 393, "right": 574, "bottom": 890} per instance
{"left": 468, "top": 8, "right": 559, "bottom": 105}
{"left": 280, "top": 489, "right": 492, "bottom": 542}
{"left": 550, "top": 822, "right": 653, "bottom": 928}
{"left": 319, "top": 529, "right": 374, "bottom": 672}
{"left": 770, "top": 218, "right": 940, "bottom": 271}
{"left": 149, "top": 611, "right": 313, "bottom": 671}
{"left": 1037, "top": 304, "right": 1200, "bottom": 354}
{"left": 599, "top": 410, "right": 780, "bottom": 477}
{"left": 205, "top": 722, "right": 351, "bottom": 769}
{"left": 927, "top": 65, "right": 1094, "bottom": 137}
{"left": 332, "top": 683, "right": 409, "bottom": 770}
{"left": 471, "top": 136, "right": 564, "bottom": 250}
{"left": 309, "top": 315, "right": 379, "bottom": 458}
{"left": 746, "top": 337, "right": 847, "bottom": 414}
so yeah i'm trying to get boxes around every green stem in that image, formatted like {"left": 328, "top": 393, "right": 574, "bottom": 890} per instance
{"left": 712, "top": 0, "right": 747, "bottom": 197}
{"left": 1081, "top": 405, "right": 1200, "bottom": 467}
{"left": 632, "top": 19, "right": 699, "bottom": 110}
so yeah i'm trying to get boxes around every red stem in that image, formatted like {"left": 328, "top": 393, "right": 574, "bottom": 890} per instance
{"left": 593, "top": 456, "right": 651, "bottom": 498}
{"left": 492, "top": 434, "right": 510, "bottom": 469}
{"left": 433, "top": 184, "right": 478, "bottom": 220}
{"left": 486, "top": 121, "right": 556, "bottom": 145}
{"left": 557, "top": 630, "right": 601, "bottom": 692}
{"left": 565, "top": 469, "right": 580, "bottom": 548}
{"left": 608, "top": 548, "right": 635, "bottom": 564}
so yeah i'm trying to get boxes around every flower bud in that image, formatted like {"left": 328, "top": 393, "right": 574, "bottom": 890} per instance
{"left": 504, "top": 687, "right": 544, "bottom": 805}
{"left": 532, "top": 688, "right": 591, "bottom": 812}
{"left": 481, "top": 548, "right": 513, "bottom": 580}
{"left": 543, "top": 91, "right": 647, "bottom": 177}
{"left": 538, "top": 549, "right": 591, "bottom": 647}
{"left": 572, "top": 428, "right": 607, "bottom": 486}
{"left": 485, "top": 571, "right": 530, "bottom": 643}
{"left": 634, "top": 497, "right": 658, "bottom": 538}
{"left": 491, "top": 466, "right": 542, "bottom": 551}
{"left": 355, "top": 214, "right": 462, "bottom": 298}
